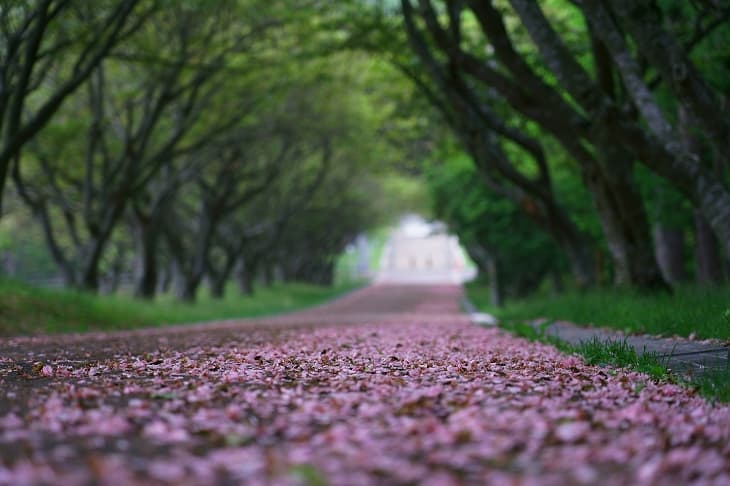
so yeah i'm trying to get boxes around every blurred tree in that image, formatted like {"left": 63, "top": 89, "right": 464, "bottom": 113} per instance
{"left": 509, "top": 0, "right": 730, "bottom": 264}
{"left": 427, "top": 154, "right": 565, "bottom": 305}
{"left": 0, "top": 0, "right": 147, "bottom": 213}
{"left": 12, "top": 0, "right": 256, "bottom": 291}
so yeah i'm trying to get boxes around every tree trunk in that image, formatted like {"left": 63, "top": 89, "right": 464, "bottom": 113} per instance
{"left": 557, "top": 232, "right": 595, "bottom": 290}
{"left": 189, "top": 208, "right": 215, "bottom": 294}
{"left": 235, "top": 259, "right": 255, "bottom": 296}
{"left": 208, "top": 257, "right": 237, "bottom": 300}
{"left": 163, "top": 202, "right": 217, "bottom": 303}
{"left": 80, "top": 267, "right": 99, "bottom": 292}
{"left": 79, "top": 239, "right": 106, "bottom": 292}
{"left": 157, "top": 261, "right": 173, "bottom": 294}
{"left": 469, "top": 141, "right": 597, "bottom": 289}
{"left": 319, "top": 261, "right": 335, "bottom": 286}
{"left": 652, "top": 224, "right": 686, "bottom": 285}
{"left": 608, "top": 0, "right": 730, "bottom": 160}
{"left": 583, "top": 149, "right": 669, "bottom": 290}
{"left": 508, "top": 0, "right": 730, "bottom": 268}
{"left": 262, "top": 263, "right": 274, "bottom": 287}
{"left": 272, "top": 264, "right": 284, "bottom": 283}
{"left": 432, "top": 0, "right": 667, "bottom": 290}
{"left": 75, "top": 199, "right": 127, "bottom": 293}
{"left": 678, "top": 107, "right": 725, "bottom": 285}
{"left": 695, "top": 211, "right": 724, "bottom": 284}
{"left": 33, "top": 203, "right": 76, "bottom": 287}
{"left": 175, "top": 277, "right": 198, "bottom": 302}
{"left": 101, "top": 262, "right": 123, "bottom": 295}
{"left": 486, "top": 255, "right": 503, "bottom": 308}
{"left": 170, "top": 261, "right": 198, "bottom": 302}
{"left": 401, "top": 2, "right": 597, "bottom": 289}
{"left": 133, "top": 217, "right": 159, "bottom": 299}
{"left": 209, "top": 277, "right": 226, "bottom": 299}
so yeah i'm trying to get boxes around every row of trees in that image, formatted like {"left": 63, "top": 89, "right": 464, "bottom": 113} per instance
{"left": 375, "top": 0, "right": 729, "bottom": 300}
{"left": 2, "top": 0, "right": 728, "bottom": 304}
{"left": 0, "top": 0, "right": 405, "bottom": 301}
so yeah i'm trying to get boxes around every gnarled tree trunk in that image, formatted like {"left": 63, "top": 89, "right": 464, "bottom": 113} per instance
{"left": 583, "top": 149, "right": 668, "bottom": 289}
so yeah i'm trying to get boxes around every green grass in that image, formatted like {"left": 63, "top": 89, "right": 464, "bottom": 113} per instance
{"left": 0, "top": 279, "right": 363, "bottom": 336}
{"left": 577, "top": 337, "right": 668, "bottom": 380}
{"left": 466, "top": 282, "right": 730, "bottom": 340}
{"left": 500, "top": 321, "right": 668, "bottom": 379}
{"left": 692, "top": 367, "right": 730, "bottom": 403}
{"left": 472, "top": 283, "right": 730, "bottom": 401}
{"left": 499, "top": 321, "right": 730, "bottom": 403}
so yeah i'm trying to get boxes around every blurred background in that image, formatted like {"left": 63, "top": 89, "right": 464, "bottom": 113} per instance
{"left": 0, "top": 0, "right": 728, "bottom": 338}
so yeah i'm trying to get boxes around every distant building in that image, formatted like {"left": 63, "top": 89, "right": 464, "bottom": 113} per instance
{"left": 377, "top": 214, "right": 475, "bottom": 284}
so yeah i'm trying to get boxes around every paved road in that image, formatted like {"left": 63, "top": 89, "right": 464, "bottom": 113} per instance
{"left": 1, "top": 285, "right": 728, "bottom": 485}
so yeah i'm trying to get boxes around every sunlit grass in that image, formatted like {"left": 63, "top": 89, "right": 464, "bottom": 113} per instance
{"left": 0, "top": 279, "right": 363, "bottom": 336}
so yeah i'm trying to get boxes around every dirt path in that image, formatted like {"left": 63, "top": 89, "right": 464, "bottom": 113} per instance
{"left": 1, "top": 285, "right": 728, "bottom": 485}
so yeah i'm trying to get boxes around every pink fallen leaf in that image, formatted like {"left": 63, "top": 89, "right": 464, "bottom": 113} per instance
{"left": 554, "top": 422, "right": 590, "bottom": 443}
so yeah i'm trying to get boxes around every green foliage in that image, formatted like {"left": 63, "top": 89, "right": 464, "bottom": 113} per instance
{"left": 635, "top": 165, "right": 692, "bottom": 229}
{"left": 2, "top": 1, "right": 429, "bottom": 297}
{"left": 425, "top": 151, "right": 565, "bottom": 297}
{"left": 0, "top": 279, "right": 361, "bottom": 336}
{"left": 3, "top": 0, "right": 729, "bottom": 303}
{"left": 377, "top": 175, "right": 430, "bottom": 219}
{"left": 334, "top": 226, "right": 391, "bottom": 285}
{"left": 0, "top": 204, "right": 58, "bottom": 278}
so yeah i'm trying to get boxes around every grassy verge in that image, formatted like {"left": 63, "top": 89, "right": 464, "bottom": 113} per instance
{"left": 501, "top": 321, "right": 669, "bottom": 379}
{"left": 0, "top": 279, "right": 363, "bottom": 336}
{"left": 466, "top": 282, "right": 730, "bottom": 340}
{"left": 499, "top": 321, "right": 730, "bottom": 403}
{"left": 691, "top": 368, "right": 730, "bottom": 403}
{"left": 470, "top": 282, "right": 730, "bottom": 402}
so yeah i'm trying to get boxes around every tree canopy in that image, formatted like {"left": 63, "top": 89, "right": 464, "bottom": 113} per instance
{"left": 0, "top": 0, "right": 728, "bottom": 301}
